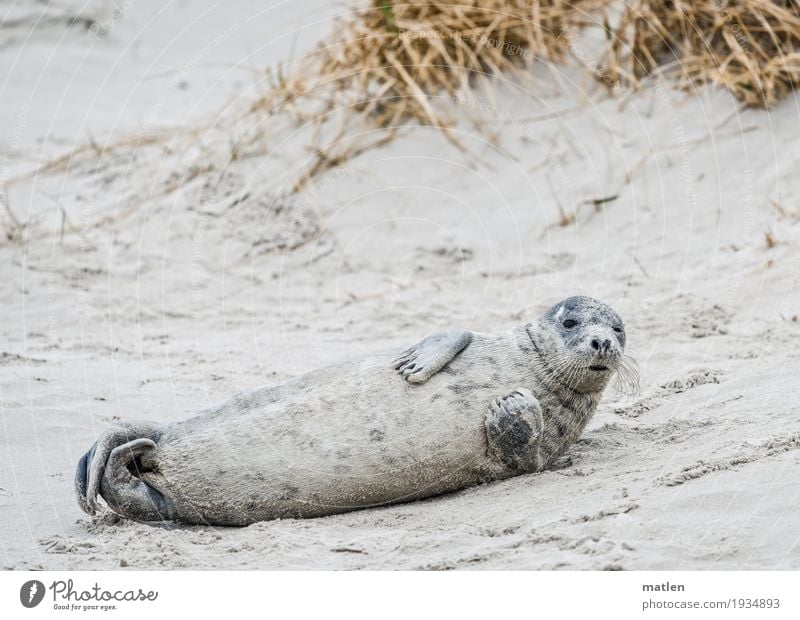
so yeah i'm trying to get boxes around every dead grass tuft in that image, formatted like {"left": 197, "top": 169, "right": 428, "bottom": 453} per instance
{"left": 247, "top": 0, "right": 599, "bottom": 189}
{"left": 9, "top": 0, "right": 800, "bottom": 230}
{"left": 603, "top": 0, "right": 800, "bottom": 107}
{"left": 307, "top": 0, "right": 590, "bottom": 124}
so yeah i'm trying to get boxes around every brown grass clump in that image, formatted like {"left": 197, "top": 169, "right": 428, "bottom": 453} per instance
{"left": 249, "top": 0, "right": 598, "bottom": 189}
{"left": 14, "top": 0, "right": 800, "bottom": 234}
{"left": 603, "top": 0, "right": 800, "bottom": 107}
{"left": 5, "top": 1, "right": 601, "bottom": 221}
{"left": 310, "top": 0, "right": 592, "bottom": 124}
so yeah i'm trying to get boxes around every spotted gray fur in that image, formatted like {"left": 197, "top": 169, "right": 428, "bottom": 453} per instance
{"left": 75, "top": 296, "right": 629, "bottom": 526}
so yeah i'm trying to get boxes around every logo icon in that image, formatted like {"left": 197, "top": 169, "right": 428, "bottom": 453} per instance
{"left": 20, "top": 580, "right": 45, "bottom": 608}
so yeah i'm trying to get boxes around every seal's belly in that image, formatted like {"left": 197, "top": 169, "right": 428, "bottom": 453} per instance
{"left": 147, "top": 338, "right": 530, "bottom": 521}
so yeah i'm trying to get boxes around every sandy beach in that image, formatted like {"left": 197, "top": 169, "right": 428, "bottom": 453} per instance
{"left": 1, "top": 0, "right": 799, "bottom": 570}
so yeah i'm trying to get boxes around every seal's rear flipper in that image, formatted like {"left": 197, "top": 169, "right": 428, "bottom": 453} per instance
{"left": 99, "top": 438, "right": 178, "bottom": 522}
{"left": 75, "top": 422, "right": 165, "bottom": 518}
{"left": 393, "top": 329, "right": 472, "bottom": 384}
{"left": 75, "top": 442, "right": 97, "bottom": 514}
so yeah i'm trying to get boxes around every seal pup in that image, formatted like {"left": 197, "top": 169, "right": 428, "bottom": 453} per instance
{"left": 75, "top": 296, "right": 634, "bottom": 525}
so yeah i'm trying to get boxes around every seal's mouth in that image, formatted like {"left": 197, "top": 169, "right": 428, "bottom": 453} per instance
{"left": 589, "top": 364, "right": 609, "bottom": 372}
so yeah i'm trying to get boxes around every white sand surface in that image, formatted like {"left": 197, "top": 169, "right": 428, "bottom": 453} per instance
{"left": 1, "top": 1, "right": 799, "bottom": 570}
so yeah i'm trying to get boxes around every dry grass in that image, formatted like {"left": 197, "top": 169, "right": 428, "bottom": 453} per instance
{"left": 202, "top": 0, "right": 800, "bottom": 194}
{"left": 248, "top": 0, "right": 599, "bottom": 189}
{"left": 306, "top": 0, "right": 591, "bottom": 124}
{"left": 5, "top": 1, "right": 606, "bottom": 237}
{"left": 9, "top": 0, "right": 800, "bottom": 223}
{"left": 603, "top": 0, "right": 800, "bottom": 107}
{"left": 7, "top": 1, "right": 600, "bottom": 197}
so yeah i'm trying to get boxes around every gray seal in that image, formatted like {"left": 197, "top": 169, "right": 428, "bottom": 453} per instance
{"left": 75, "top": 296, "right": 634, "bottom": 526}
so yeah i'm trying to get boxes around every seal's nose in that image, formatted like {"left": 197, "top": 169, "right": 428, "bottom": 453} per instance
{"left": 591, "top": 337, "right": 611, "bottom": 355}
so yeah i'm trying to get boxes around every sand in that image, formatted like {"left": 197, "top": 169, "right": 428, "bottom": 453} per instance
{"left": 1, "top": 1, "right": 799, "bottom": 570}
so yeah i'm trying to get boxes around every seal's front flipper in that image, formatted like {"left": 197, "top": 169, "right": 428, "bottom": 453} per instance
{"left": 393, "top": 329, "right": 473, "bottom": 384}
{"left": 485, "top": 388, "right": 543, "bottom": 473}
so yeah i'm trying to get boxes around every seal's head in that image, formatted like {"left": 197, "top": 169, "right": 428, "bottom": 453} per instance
{"left": 534, "top": 296, "right": 628, "bottom": 394}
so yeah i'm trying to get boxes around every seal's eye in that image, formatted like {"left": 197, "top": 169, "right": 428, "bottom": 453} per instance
{"left": 563, "top": 319, "right": 577, "bottom": 329}
{"left": 613, "top": 326, "right": 623, "bottom": 333}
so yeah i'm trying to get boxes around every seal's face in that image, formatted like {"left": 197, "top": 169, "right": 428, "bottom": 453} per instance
{"left": 539, "top": 296, "right": 626, "bottom": 394}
